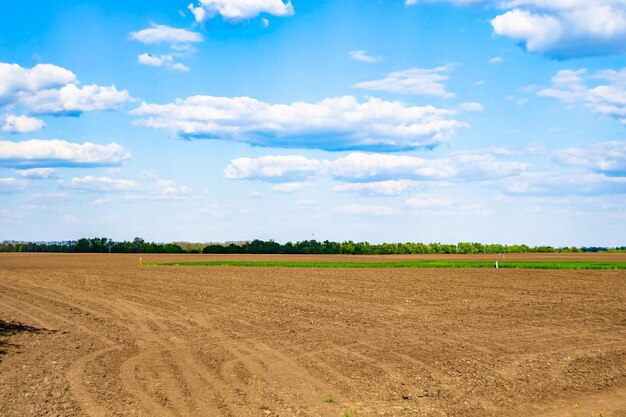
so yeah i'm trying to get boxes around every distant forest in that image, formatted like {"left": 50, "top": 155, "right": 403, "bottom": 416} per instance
{"left": 0, "top": 238, "right": 623, "bottom": 254}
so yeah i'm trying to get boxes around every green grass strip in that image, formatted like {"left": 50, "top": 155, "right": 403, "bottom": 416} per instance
{"left": 143, "top": 260, "right": 626, "bottom": 270}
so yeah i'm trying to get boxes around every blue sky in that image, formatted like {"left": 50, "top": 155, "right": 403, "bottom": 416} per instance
{"left": 1, "top": 0, "right": 626, "bottom": 245}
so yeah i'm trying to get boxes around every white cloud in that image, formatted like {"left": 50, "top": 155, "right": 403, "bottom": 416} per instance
{"left": 145, "top": 179, "right": 193, "bottom": 200}
{"left": 130, "top": 24, "right": 202, "bottom": 45}
{"left": 459, "top": 102, "right": 484, "bottom": 112}
{"left": 74, "top": 173, "right": 193, "bottom": 202}
{"left": 349, "top": 50, "right": 383, "bottom": 63}
{"left": 353, "top": 65, "right": 455, "bottom": 98}
{"left": 138, "top": 53, "right": 164, "bottom": 67}
{"left": 499, "top": 172, "right": 626, "bottom": 195}
{"left": 67, "top": 176, "right": 140, "bottom": 192}
{"left": 0, "top": 139, "right": 130, "bottom": 168}
{"left": 28, "top": 192, "right": 68, "bottom": 202}
{"left": 261, "top": 18, "right": 270, "bottom": 28}
{"left": 336, "top": 204, "right": 396, "bottom": 216}
{"left": 2, "top": 115, "right": 45, "bottom": 133}
{"left": 407, "top": 1, "right": 626, "bottom": 57}
{"left": 0, "top": 177, "right": 26, "bottom": 193}
{"left": 188, "top": 0, "right": 294, "bottom": 22}
{"left": 553, "top": 141, "right": 626, "bottom": 176}
{"left": 224, "top": 151, "right": 527, "bottom": 182}
{"left": 16, "top": 168, "right": 56, "bottom": 179}
{"left": 405, "top": 196, "right": 454, "bottom": 209}
{"left": 489, "top": 56, "right": 504, "bottom": 64}
{"left": 137, "top": 54, "right": 190, "bottom": 72}
{"left": 406, "top": 0, "right": 485, "bottom": 4}
{"left": 405, "top": 195, "right": 493, "bottom": 216}
{"left": 488, "top": 145, "right": 545, "bottom": 157}
{"left": 0, "top": 63, "right": 76, "bottom": 99}
{"left": 139, "top": 170, "right": 158, "bottom": 180}
{"left": 296, "top": 198, "right": 315, "bottom": 206}
{"left": 491, "top": 9, "right": 564, "bottom": 54}
{"left": 0, "top": 62, "right": 130, "bottom": 116}
{"left": 171, "top": 63, "right": 190, "bottom": 72}
{"left": 270, "top": 182, "right": 311, "bottom": 193}
{"left": 20, "top": 83, "right": 130, "bottom": 115}
{"left": 538, "top": 68, "right": 626, "bottom": 124}
{"left": 332, "top": 180, "right": 421, "bottom": 196}
{"left": 132, "top": 95, "right": 464, "bottom": 151}
{"left": 225, "top": 155, "right": 322, "bottom": 181}
{"left": 328, "top": 151, "right": 527, "bottom": 182}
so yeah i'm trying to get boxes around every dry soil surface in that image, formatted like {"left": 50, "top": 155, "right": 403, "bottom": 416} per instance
{"left": 0, "top": 253, "right": 625, "bottom": 417}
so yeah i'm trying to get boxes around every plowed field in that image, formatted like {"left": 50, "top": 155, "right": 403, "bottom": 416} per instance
{"left": 1, "top": 253, "right": 625, "bottom": 417}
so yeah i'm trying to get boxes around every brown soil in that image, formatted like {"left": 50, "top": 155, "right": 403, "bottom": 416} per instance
{"left": 0, "top": 253, "right": 624, "bottom": 417}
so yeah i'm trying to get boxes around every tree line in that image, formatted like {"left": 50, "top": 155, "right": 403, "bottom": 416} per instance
{"left": 0, "top": 237, "right": 184, "bottom": 254}
{"left": 1, "top": 238, "right": 623, "bottom": 254}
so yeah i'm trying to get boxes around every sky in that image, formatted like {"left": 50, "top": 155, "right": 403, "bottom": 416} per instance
{"left": 1, "top": 0, "right": 626, "bottom": 246}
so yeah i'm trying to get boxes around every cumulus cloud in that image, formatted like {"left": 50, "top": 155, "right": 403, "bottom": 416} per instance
{"left": 328, "top": 151, "right": 527, "bottom": 182}
{"left": 332, "top": 179, "right": 422, "bottom": 196}
{"left": 67, "top": 176, "right": 140, "bottom": 192}
{"left": 0, "top": 63, "right": 76, "bottom": 100}
{"left": 499, "top": 172, "right": 626, "bottom": 195}
{"left": 2, "top": 115, "right": 45, "bottom": 133}
{"left": 224, "top": 151, "right": 527, "bottom": 183}
{"left": 336, "top": 204, "right": 396, "bottom": 216}
{"left": 137, "top": 53, "right": 164, "bottom": 67}
{"left": 459, "top": 102, "right": 484, "bottom": 112}
{"left": 224, "top": 155, "right": 322, "bottom": 181}
{"left": 491, "top": 9, "right": 564, "bottom": 54}
{"left": 132, "top": 95, "right": 465, "bottom": 151}
{"left": 148, "top": 178, "right": 192, "bottom": 198}
{"left": 349, "top": 50, "right": 383, "bottom": 63}
{"left": 27, "top": 192, "right": 68, "bottom": 202}
{"left": 405, "top": 196, "right": 454, "bottom": 209}
{"left": 131, "top": 25, "right": 198, "bottom": 71}
{"left": 407, "top": 1, "right": 626, "bottom": 57}
{"left": 405, "top": 195, "right": 493, "bottom": 216}
{"left": 296, "top": 198, "right": 315, "bottom": 206}
{"left": 0, "top": 177, "right": 26, "bottom": 193}
{"left": 171, "top": 63, "right": 191, "bottom": 72}
{"left": 0, "top": 62, "right": 130, "bottom": 116}
{"left": 553, "top": 141, "right": 626, "bottom": 176}
{"left": 270, "top": 182, "right": 312, "bottom": 193}
{"left": 488, "top": 145, "right": 545, "bottom": 157}
{"left": 137, "top": 53, "right": 190, "bottom": 72}
{"left": 353, "top": 65, "right": 455, "bottom": 98}
{"left": 16, "top": 167, "right": 56, "bottom": 179}
{"left": 406, "top": 0, "right": 485, "bottom": 4}
{"left": 480, "top": 140, "right": 626, "bottom": 196}
{"left": 90, "top": 177, "right": 193, "bottom": 202}
{"left": 0, "top": 139, "right": 130, "bottom": 168}
{"left": 188, "top": 0, "right": 294, "bottom": 22}
{"left": 539, "top": 68, "right": 626, "bottom": 124}
{"left": 19, "top": 84, "right": 130, "bottom": 115}
{"left": 130, "top": 24, "right": 202, "bottom": 45}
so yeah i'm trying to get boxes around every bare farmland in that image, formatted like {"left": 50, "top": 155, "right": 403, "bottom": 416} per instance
{"left": 0, "top": 253, "right": 625, "bottom": 416}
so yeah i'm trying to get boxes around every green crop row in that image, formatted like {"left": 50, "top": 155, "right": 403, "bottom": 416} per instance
{"left": 143, "top": 261, "right": 626, "bottom": 270}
